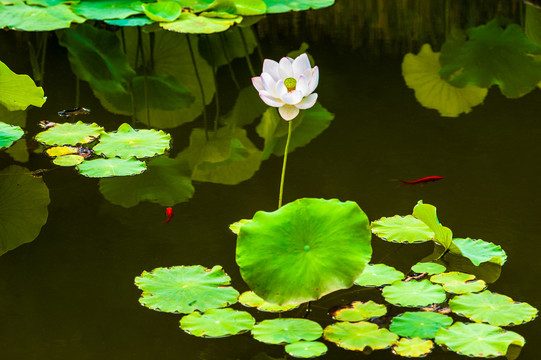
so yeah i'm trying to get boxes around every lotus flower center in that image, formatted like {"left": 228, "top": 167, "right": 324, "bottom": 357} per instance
{"left": 284, "top": 77, "right": 297, "bottom": 92}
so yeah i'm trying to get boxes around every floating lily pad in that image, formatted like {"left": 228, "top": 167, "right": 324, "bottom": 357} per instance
{"left": 354, "top": 263, "right": 405, "bottom": 287}
{"left": 371, "top": 215, "right": 435, "bottom": 244}
{"left": 76, "top": 158, "right": 146, "bottom": 178}
{"left": 323, "top": 321, "right": 398, "bottom": 351}
{"left": 142, "top": 1, "right": 183, "bottom": 22}
{"left": 392, "top": 337, "right": 434, "bottom": 358}
{"left": 382, "top": 280, "right": 446, "bottom": 307}
{"left": 411, "top": 262, "right": 446, "bottom": 275}
{"left": 135, "top": 265, "right": 239, "bottom": 314}
{"left": 180, "top": 308, "right": 255, "bottom": 338}
{"left": 450, "top": 238, "right": 507, "bottom": 266}
{"left": 449, "top": 290, "right": 538, "bottom": 326}
{"left": 390, "top": 311, "right": 453, "bottom": 339}
{"left": 285, "top": 341, "right": 328, "bottom": 359}
{"left": 93, "top": 123, "right": 171, "bottom": 159}
{"left": 430, "top": 272, "right": 487, "bottom": 294}
{"left": 229, "top": 219, "right": 252, "bottom": 235}
{"left": 236, "top": 198, "right": 372, "bottom": 305}
{"left": 0, "top": 2, "right": 85, "bottom": 31}
{"left": 262, "top": 0, "right": 334, "bottom": 13}
{"left": 52, "top": 154, "right": 84, "bottom": 167}
{"left": 0, "top": 60, "right": 46, "bottom": 111}
{"left": 105, "top": 15, "right": 154, "bottom": 27}
{"left": 330, "top": 301, "right": 387, "bottom": 322}
{"left": 238, "top": 291, "right": 299, "bottom": 313}
{"left": 35, "top": 121, "right": 103, "bottom": 146}
{"left": 161, "top": 12, "right": 242, "bottom": 33}
{"left": 251, "top": 318, "right": 323, "bottom": 345}
{"left": 435, "top": 322, "right": 525, "bottom": 357}
{"left": 0, "top": 121, "right": 24, "bottom": 149}
{"left": 71, "top": 0, "right": 141, "bottom": 20}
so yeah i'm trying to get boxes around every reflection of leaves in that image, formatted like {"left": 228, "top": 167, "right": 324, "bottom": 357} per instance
{"left": 0, "top": 2, "right": 85, "bottom": 31}
{"left": 0, "top": 165, "right": 50, "bottom": 255}
{"left": 199, "top": 27, "right": 257, "bottom": 67}
{"left": 220, "top": 86, "right": 268, "bottom": 127}
{"left": 0, "top": 60, "right": 46, "bottom": 111}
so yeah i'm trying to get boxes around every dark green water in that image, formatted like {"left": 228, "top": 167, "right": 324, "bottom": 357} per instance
{"left": 1, "top": 1, "right": 540, "bottom": 359}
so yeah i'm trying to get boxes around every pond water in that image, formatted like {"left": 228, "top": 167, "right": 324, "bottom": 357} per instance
{"left": 1, "top": 0, "right": 540, "bottom": 359}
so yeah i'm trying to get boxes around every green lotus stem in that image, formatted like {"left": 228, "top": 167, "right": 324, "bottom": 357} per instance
{"left": 252, "top": 29, "right": 264, "bottom": 63}
{"left": 219, "top": 33, "right": 240, "bottom": 90}
{"left": 239, "top": 28, "right": 255, "bottom": 77}
{"left": 205, "top": 35, "right": 220, "bottom": 134}
{"left": 137, "top": 27, "right": 150, "bottom": 127}
{"left": 186, "top": 34, "right": 209, "bottom": 140}
{"left": 120, "top": 27, "right": 127, "bottom": 54}
{"left": 39, "top": 33, "right": 47, "bottom": 87}
{"left": 75, "top": 76, "right": 80, "bottom": 108}
{"left": 278, "top": 119, "right": 293, "bottom": 209}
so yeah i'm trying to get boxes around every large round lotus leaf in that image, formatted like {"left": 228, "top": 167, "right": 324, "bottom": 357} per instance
{"left": 76, "top": 158, "right": 146, "bottom": 178}
{"left": 435, "top": 322, "right": 525, "bottom": 357}
{"left": 0, "top": 122, "right": 24, "bottom": 149}
{"left": 0, "top": 2, "right": 85, "bottom": 31}
{"left": 0, "top": 165, "right": 50, "bottom": 255}
{"left": 402, "top": 43, "right": 487, "bottom": 117}
{"left": 411, "top": 262, "right": 446, "bottom": 275}
{"left": 236, "top": 198, "right": 372, "bottom": 305}
{"left": 161, "top": 12, "right": 242, "bottom": 33}
{"left": 35, "top": 121, "right": 104, "bottom": 146}
{"left": 238, "top": 291, "right": 298, "bottom": 313}
{"left": 251, "top": 318, "right": 323, "bottom": 345}
{"left": 180, "top": 308, "right": 255, "bottom": 338}
{"left": 354, "top": 263, "right": 405, "bottom": 287}
{"left": 371, "top": 215, "right": 435, "bottom": 243}
{"left": 450, "top": 238, "right": 507, "bottom": 266}
{"left": 0, "top": 60, "right": 46, "bottom": 111}
{"left": 323, "top": 321, "right": 398, "bottom": 351}
{"left": 330, "top": 301, "right": 387, "bottom": 322}
{"left": 52, "top": 154, "right": 85, "bottom": 167}
{"left": 262, "top": 0, "right": 334, "bottom": 13}
{"left": 93, "top": 123, "right": 171, "bottom": 159}
{"left": 142, "top": 1, "right": 183, "bottom": 22}
{"left": 392, "top": 337, "right": 434, "bottom": 358}
{"left": 71, "top": 0, "right": 141, "bottom": 20}
{"left": 135, "top": 265, "right": 239, "bottom": 314}
{"left": 390, "top": 311, "right": 453, "bottom": 339}
{"left": 449, "top": 290, "right": 538, "bottom": 326}
{"left": 430, "top": 272, "right": 486, "bottom": 294}
{"left": 382, "top": 280, "right": 446, "bottom": 307}
{"left": 285, "top": 341, "right": 328, "bottom": 359}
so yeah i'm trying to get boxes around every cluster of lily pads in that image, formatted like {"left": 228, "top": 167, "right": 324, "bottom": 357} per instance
{"left": 135, "top": 198, "right": 538, "bottom": 359}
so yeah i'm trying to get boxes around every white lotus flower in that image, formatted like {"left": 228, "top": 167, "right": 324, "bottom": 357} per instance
{"left": 252, "top": 53, "right": 319, "bottom": 121}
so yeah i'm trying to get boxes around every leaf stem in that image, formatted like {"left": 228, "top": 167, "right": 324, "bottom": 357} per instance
{"left": 239, "top": 27, "right": 255, "bottom": 77}
{"left": 186, "top": 34, "right": 209, "bottom": 140}
{"left": 278, "top": 119, "right": 293, "bottom": 209}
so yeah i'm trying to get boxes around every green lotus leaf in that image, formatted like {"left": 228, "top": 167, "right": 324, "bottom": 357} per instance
{"left": 135, "top": 265, "right": 239, "bottom": 314}
{"left": 180, "top": 308, "right": 255, "bottom": 338}
{"left": 0, "top": 165, "right": 50, "bottom": 255}
{"left": 390, "top": 311, "right": 453, "bottom": 339}
{"left": 449, "top": 238, "right": 507, "bottom": 266}
{"left": 371, "top": 215, "right": 434, "bottom": 244}
{"left": 392, "top": 337, "right": 434, "bottom": 358}
{"left": 45, "top": 146, "right": 78, "bottom": 157}
{"left": 439, "top": 20, "right": 541, "bottom": 98}
{"left": 252, "top": 318, "right": 322, "bottom": 345}
{"left": 435, "top": 322, "right": 525, "bottom": 357}
{"left": 354, "top": 263, "right": 405, "bottom": 287}
{"left": 220, "top": 85, "right": 268, "bottom": 128}
{"left": 382, "top": 280, "right": 446, "bottom": 307}
{"left": 323, "top": 321, "right": 398, "bottom": 351}
{"left": 229, "top": 219, "right": 252, "bottom": 235}
{"left": 330, "top": 300, "right": 387, "bottom": 322}
{"left": 411, "top": 262, "right": 446, "bottom": 275}
{"left": 412, "top": 200, "right": 452, "bottom": 253}
{"left": 233, "top": 0, "right": 266, "bottom": 15}
{"left": 0, "top": 2, "right": 85, "bottom": 31}
{"left": 76, "top": 158, "right": 146, "bottom": 178}
{"left": 430, "top": 271, "right": 487, "bottom": 294}
{"left": 142, "top": 1, "right": 182, "bottom": 22}
{"left": 35, "top": 121, "right": 103, "bottom": 146}
{"left": 199, "top": 27, "right": 258, "bottom": 67}
{"left": 236, "top": 198, "right": 372, "bottom": 305}
{"left": 262, "top": 0, "right": 334, "bottom": 13}
{"left": 238, "top": 291, "right": 299, "bottom": 313}
{"left": 93, "top": 123, "right": 171, "bottom": 159}
{"left": 0, "top": 122, "right": 24, "bottom": 149}
{"left": 161, "top": 12, "right": 242, "bottom": 33}
{"left": 0, "top": 60, "right": 46, "bottom": 111}
{"left": 402, "top": 43, "right": 487, "bottom": 117}
{"left": 449, "top": 290, "right": 538, "bottom": 326}
{"left": 285, "top": 341, "right": 328, "bottom": 359}
{"left": 104, "top": 15, "right": 154, "bottom": 26}
{"left": 25, "top": 0, "right": 75, "bottom": 5}
{"left": 52, "top": 154, "right": 85, "bottom": 167}
{"left": 99, "top": 156, "right": 193, "bottom": 208}
{"left": 71, "top": 0, "right": 141, "bottom": 20}
{"left": 526, "top": 2, "right": 541, "bottom": 46}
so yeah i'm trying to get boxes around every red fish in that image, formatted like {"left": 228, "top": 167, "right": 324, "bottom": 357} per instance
{"left": 162, "top": 207, "right": 174, "bottom": 224}
{"left": 399, "top": 176, "right": 444, "bottom": 185}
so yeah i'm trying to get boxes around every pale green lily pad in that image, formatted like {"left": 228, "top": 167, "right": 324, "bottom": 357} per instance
{"left": 35, "top": 121, "right": 103, "bottom": 146}
{"left": 0, "top": 2, "right": 85, "bottom": 31}
{"left": 161, "top": 12, "right": 242, "bottom": 33}
{"left": 229, "top": 219, "right": 252, "bottom": 235}
{"left": 285, "top": 341, "right": 328, "bottom": 359}
{"left": 390, "top": 311, "right": 453, "bottom": 339}
{"left": 450, "top": 238, "right": 507, "bottom": 266}
{"left": 449, "top": 290, "right": 538, "bottom": 326}
{"left": 76, "top": 158, "right": 146, "bottom": 178}
{"left": 435, "top": 322, "right": 525, "bottom": 357}
{"left": 52, "top": 154, "right": 84, "bottom": 167}
{"left": 371, "top": 215, "right": 435, "bottom": 244}
{"left": 45, "top": 146, "right": 78, "bottom": 157}
{"left": 323, "top": 321, "right": 398, "bottom": 351}
{"left": 330, "top": 301, "right": 387, "bottom": 322}
{"left": 393, "top": 338, "right": 434, "bottom": 358}
{"left": 71, "top": 0, "right": 141, "bottom": 20}
{"left": 135, "top": 265, "right": 239, "bottom": 314}
{"left": 430, "top": 272, "right": 487, "bottom": 294}
{"left": 382, "top": 280, "right": 446, "bottom": 307}
{"left": 236, "top": 198, "right": 372, "bottom": 305}
{"left": 0, "top": 122, "right": 24, "bottom": 149}
{"left": 413, "top": 201, "right": 452, "bottom": 256}
{"left": 105, "top": 16, "right": 154, "bottom": 27}
{"left": 238, "top": 291, "right": 299, "bottom": 313}
{"left": 142, "top": 1, "right": 182, "bottom": 22}
{"left": 262, "top": 0, "right": 334, "bottom": 13}
{"left": 180, "top": 308, "right": 255, "bottom": 338}
{"left": 354, "top": 263, "right": 405, "bottom": 287}
{"left": 251, "top": 318, "right": 323, "bottom": 345}
{"left": 411, "top": 262, "right": 446, "bottom": 275}
{"left": 93, "top": 123, "right": 171, "bottom": 159}
{"left": 0, "top": 60, "right": 46, "bottom": 111}
{"left": 0, "top": 165, "right": 50, "bottom": 255}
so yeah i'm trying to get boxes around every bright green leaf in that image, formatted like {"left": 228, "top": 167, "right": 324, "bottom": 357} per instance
{"left": 71, "top": 0, "right": 141, "bottom": 20}
{"left": 323, "top": 321, "right": 398, "bottom": 351}
{"left": 180, "top": 308, "right": 255, "bottom": 337}
{"left": 392, "top": 338, "right": 434, "bottom": 358}
{"left": 390, "top": 311, "right": 453, "bottom": 339}
{"left": 371, "top": 215, "right": 434, "bottom": 244}
{"left": 142, "top": 1, "right": 182, "bottom": 22}
{"left": 52, "top": 154, "right": 84, "bottom": 166}
{"left": 238, "top": 291, "right": 298, "bottom": 313}
{"left": 382, "top": 280, "right": 446, "bottom": 307}
{"left": 449, "top": 238, "right": 507, "bottom": 266}
{"left": 262, "top": 0, "right": 334, "bottom": 13}
{"left": 0, "top": 121, "right": 24, "bottom": 149}
{"left": 330, "top": 300, "right": 387, "bottom": 322}
{"left": 161, "top": 12, "right": 242, "bottom": 34}
{"left": 430, "top": 271, "right": 487, "bottom": 294}
{"left": 412, "top": 200, "right": 452, "bottom": 253}
{"left": 0, "top": 60, "right": 45, "bottom": 111}
{"left": 76, "top": 158, "right": 147, "bottom": 178}
{"left": 252, "top": 318, "right": 323, "bottom": 345}
{"left": 0, "top": 2, "right": 85, "bottom": 31}
{"left": 285, "top": 341, "right": 328, "bottom": 359}
{"left": 411, "top": 262, "right": 447, "bottom": 275}
{"left": 354, "top": 263, "right": 405, "bottom": 287}
{"left": 35, "top": 121, "right": 103, "bottom": 146}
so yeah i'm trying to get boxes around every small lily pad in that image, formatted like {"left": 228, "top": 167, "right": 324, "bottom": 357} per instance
{"left": 371, "top": 215, "right": 434, "bottom": 243}
{"left": 285, "top": 341, "right": 328, "bottom": 359}
{"left": 180, "top": 308, "right": 255, "bottom": 338}
{"left": 430, "top": 272, "right": 487, "bottom": 294}
{"left": 450, "top": 238, "right": 507, "bottom": 266}
{"left": 354, "top": 263, "right": 405, "bottom": 287}
{"left": 392, "top": 337, "right": 434, "bottom": 358}
{"left": 0, "top": 121, "right": 24, "bottom": 149}
{"left": 330, "top": 301, "right": 387, "bottom": 322}
{"left": 135, "top": 265, "right": 239, "bottom": 314}
{"left": 161, "top": 12, "right": 242, "bottom": 33}
{"left": 411, "top": 262, "right": 446, "bottom": 275}
{"left": 251, "top": 318, "right": 323, "bottom": 345}
{"left": 382, "top": 280, "right": 446, "bottom": 307}
{"left": 238, "top": 291, "right": 299, "bottom": 313}
{"left": 52, "top": 154, "right": 85, "bottom": 167}
{"left": 76, "top": 158, "right": 146, "bottom": 178}
{"left": 323, "top": 321, "right": 398, "bottom": 351}
{"left": 35, "top": 121, "right": 104, "bottom": 146}
{"left": 390, "top": 311, "right": 453, "bottom": 339}
{"left": 449, "top": 290, "right": 538, "bottom": 326}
